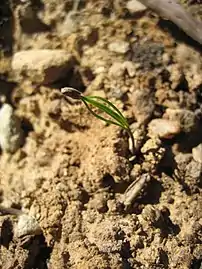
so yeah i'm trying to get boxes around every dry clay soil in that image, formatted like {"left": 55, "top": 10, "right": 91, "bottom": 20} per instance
{"left": 0, "top": 0, "right": 202, "bottom": 268}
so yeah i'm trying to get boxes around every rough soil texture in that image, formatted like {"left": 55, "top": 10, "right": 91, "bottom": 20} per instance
{"left": 0, "top": 0, "right": 202, "bottom": 268}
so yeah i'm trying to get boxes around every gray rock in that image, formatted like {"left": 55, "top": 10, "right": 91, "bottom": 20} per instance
{"left": 131, "top": 88, "right": 155, "bottom": 124}
{"left": 12, "top": 50, "right": 75, "bottom": 85}
{"left": 0, "top": 104, "right": 24, "bottom": 153}
{"left": 164, "top": 108, "right": 196, "bottom": 133}
{"left": 14, "top": 214, "right": 42, "bottom": 238}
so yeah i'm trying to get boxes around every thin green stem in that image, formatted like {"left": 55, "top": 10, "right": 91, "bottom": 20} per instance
{"left": 61, "top": 87, "right": 136, "bottom": 155}
{"left": 127, "top": 128, "right": 135, "bottom": 155}
{"left": 82, "top": 96, "right": 135, "bottom": 155}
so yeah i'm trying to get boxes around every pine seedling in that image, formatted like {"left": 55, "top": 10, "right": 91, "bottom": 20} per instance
{"left": 61, "top": 87, "right": 135, "bottom": 154}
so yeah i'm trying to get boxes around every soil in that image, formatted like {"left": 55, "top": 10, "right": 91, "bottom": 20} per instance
{"left": 0, "top": 0, "right": 202, "bottom": 268}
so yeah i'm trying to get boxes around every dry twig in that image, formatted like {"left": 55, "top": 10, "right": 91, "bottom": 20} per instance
{"left": 123, "top": 173, "right": 151, "bottom": 208}
{"left": 138, "top": 0, "right": 202, "bottom": 45}
{"left": 0, "top": 205, "right": 23, "bottom": 216}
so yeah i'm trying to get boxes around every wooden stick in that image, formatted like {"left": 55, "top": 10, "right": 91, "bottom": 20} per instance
{"left": 123, "top": 173, "right": 151, "bottom": 208}
{"left": 0, "top": 205, "right": 24, "bottom": 216}
{"left": 138, "top": 0, "right": 202, "bottom": 45}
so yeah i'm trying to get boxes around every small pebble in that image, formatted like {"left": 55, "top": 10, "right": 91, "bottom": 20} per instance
{"left": 126, "top": 0, "right": 147, "bottom": 14}
{"left": 12, "top": 50, "right": 75, "bottom": 85}
{"left": 109, "top": 62, "right": 125, "bottom": 78}
{"left": 14, "top": 214, "right": 42, "bottom": 238}
{"left": 148, "top": 118, "right": 181, "bottom": 139}
{"left": 109, "top": 61, "right": 136, "bottom": 78}
{"left": 108, "top": 41, "right": 130, "bottom": 54}
{"left": 0, "top": 104, "right": 24, "bottom": 153}
{"left": 164, "top": 108, "right": 196, "bottom": 133}
{"left": 141, "top": 205, "right": 161, "bottom": 225}
{"left": 131, "top": 88, "right": 155, "bottom": 124}
{"left": 192, "top": 144, "right": 202, "bottom": 164}
{"left": 58, "top": 12, "right": 79, "bottom": 36}
{"left": 123, "top": 61, "right": 136, "bottom": 77}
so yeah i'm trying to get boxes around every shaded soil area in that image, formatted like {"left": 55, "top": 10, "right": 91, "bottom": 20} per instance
{"left": 0, "top": 0, "right": 202, "bottom": 268}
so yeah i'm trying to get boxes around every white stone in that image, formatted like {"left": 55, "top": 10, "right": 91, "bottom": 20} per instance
{"left": 109, "top": 62, "right": 125, "bottom": 78}
{"left": 12, "top": 49, "right": 75, "bottom": 85}
{"left": 108, "top": 41, "right": 130, "bottom": 54}
{"left": 126, "top": 0, "right": 147, "bottom": 14}
{"left": 148, "top": 118, "right": 181, "bottom": 139}
{"left": 123, "top": 61, "right": 136, "bottom": 77}
{"left": 192, "top": 144, "right": 202, "bottom": 164}
{"left": 0, "top": 104, "right": 24, "bottom": 153}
